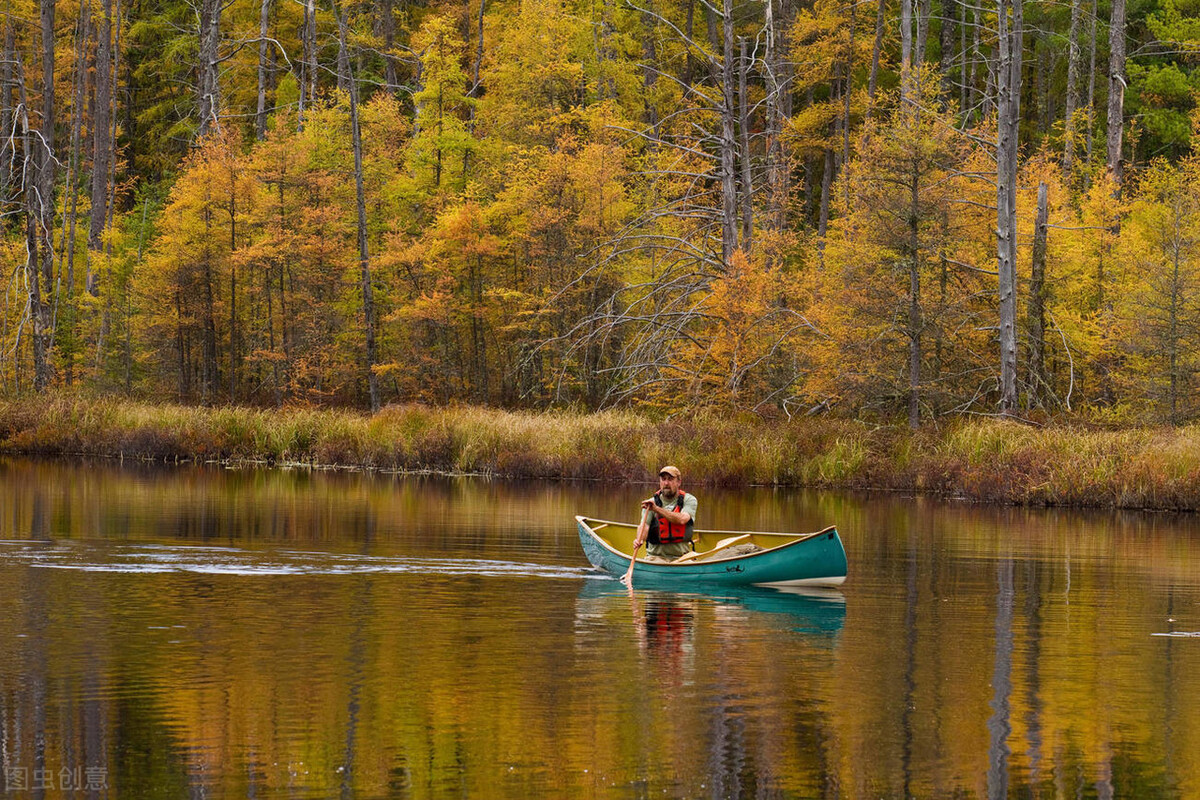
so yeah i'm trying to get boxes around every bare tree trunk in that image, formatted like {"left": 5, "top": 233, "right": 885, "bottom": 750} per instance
{"left": 738, "top": 37, "right": 752, "bottom": 252}
{"left": 0, "top": 25, "right": 13, "bottom": 204}
{"left": 28, "top": 0, "right": 56, "bottom": 391}
{"left": 1062, "top": 0, "right": 1082, "bottom": 173}
{"left": 900, "top": 0, "right": 913, "bottom": 107}
{"left": 197, "top": 0, "right": 221, "bottom": 137}
{"left": 1085, "top": 0, "right": 1097, "bottom": 163}
{"left": 64, "top": 1, "right": 87, "bottom": 385}
{"left": 867, "top": 0, "right": 885, "bottom": 113}
{"left": 640, "top": 8, "right": 659, "bottom": 134}
{"left": 915, "top": 0, "right": 930, "bottom": 67}
{"left": 334, "top": 0, "right": 379, "bottom": 411}
{"left": 818, "top": 147, "right": 833, "bottom": 244}
{"left": 940, "top": 0, "right": 955, "bottom": 102}
{"left": 908, "top": 161, "right": 921, "bottom": 429}
{"left": 764, "top": 0, "right": 788, "bottom": 233}
{"left": 995, "top": 0, "right": 1022, "bottom": 414}
{"left": 1027, "top": 182, "right": 1048, "bottom": 408}
{"left": 971, "top": 5, "right": 983, "bottom": 119}
{"left": 255, "top": 0, "right": 272, "bottom": 139}
{"left": 20, "top": 60, "right": 50, "bottom": 391}
{"left": 298, "top": 0, "right": 313, "bottom": 128}
{"left": 1106, "top": 0, "right": 1126, "bottom": 188}
{"left": 377, "top": 0, "right": 400, "bottom": 97}
{"left": 719, "top": 0, "right": 738, "bottom": 265}
{"left": 842, "top": 0, "right": 855, "bottom": 205}
{"left": 959, "top": 0, "right": 968, "bottom": 116}
{"left": 90, "top": 0, "right": 112, "bottom": 255}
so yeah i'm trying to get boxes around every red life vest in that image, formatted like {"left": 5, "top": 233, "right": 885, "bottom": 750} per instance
{"left": 647, "top": 491, "right": 694, "bottom": 545}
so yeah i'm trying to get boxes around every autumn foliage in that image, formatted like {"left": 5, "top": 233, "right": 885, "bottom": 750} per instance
{"left": 6, "top": 0, "right": 1200, "bottom": 427}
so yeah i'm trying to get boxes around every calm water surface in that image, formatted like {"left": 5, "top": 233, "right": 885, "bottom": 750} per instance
{"left": 1, "top": 457, "right": 1199, "bottom": 799}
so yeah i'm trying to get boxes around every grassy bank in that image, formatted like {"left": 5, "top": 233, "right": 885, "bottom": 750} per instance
{"left": 4, "top": 396, "right": 1200, "bottom": 509}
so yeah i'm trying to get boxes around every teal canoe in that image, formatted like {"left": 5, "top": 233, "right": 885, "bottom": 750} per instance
{"left": 576, "top": 515, "right": 848, "bottom": 588}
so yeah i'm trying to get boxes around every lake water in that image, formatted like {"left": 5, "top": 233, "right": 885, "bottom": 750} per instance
{"left": 1, "top": 457, "right": 1198, "bottom": 799}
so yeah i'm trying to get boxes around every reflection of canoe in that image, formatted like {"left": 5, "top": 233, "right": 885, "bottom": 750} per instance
{"left": 576, "top": 516, "right": 848, "bottom": 588}
{"left": 576, "top": 581, "right": 846, "bottom": 636}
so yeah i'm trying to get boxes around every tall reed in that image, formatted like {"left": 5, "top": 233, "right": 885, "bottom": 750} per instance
{"left": 5, "top": 396, "right": 1200, "bottom": 509}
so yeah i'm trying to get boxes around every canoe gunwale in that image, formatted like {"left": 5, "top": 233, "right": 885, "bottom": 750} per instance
{"left": 575, "top": 515, "right": 837, "bottom": 564}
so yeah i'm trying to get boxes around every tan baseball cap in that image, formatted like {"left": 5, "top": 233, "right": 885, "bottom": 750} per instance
{"left": 658, "top": 465, "right": 681, "bottom": 479}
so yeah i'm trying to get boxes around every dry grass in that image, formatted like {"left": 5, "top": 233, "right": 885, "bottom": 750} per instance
{"left": 5, "top": 395, "right": 1200, "bottom": 508}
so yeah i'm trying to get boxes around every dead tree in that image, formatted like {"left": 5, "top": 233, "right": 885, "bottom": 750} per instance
{"left": 995, "top": 0, "right": 1022, "bottom": 414}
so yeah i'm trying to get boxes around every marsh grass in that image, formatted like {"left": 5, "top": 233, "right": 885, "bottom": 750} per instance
{"left": 6, "top": 395, "right": 1200, "bottom": 508}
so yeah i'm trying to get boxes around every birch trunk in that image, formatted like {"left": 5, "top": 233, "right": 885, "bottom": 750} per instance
{"left": 995, "top": 0, "right": 1022, "bottom": 414}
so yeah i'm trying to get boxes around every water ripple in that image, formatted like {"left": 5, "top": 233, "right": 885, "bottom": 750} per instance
{"left": 0, "top": 541, "right": 600, "bottom": 580}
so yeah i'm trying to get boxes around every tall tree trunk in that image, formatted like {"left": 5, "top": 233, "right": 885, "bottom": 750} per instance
{"left": 32, "top": 0, "right": 56, "bottom": 390}
{"left": 0, "top": 25, "right": 13, "bottom": 204}
{"left": 969, "top": 5, "right": 981, "bottom": 120}
{"left": 334, "top": 0, "right": 379, "bottom": 411}
{"left": 915, "top": 0, "right": 930, "bottom": 67}
{"left": 738, "top": 37, "right": 752, "bottom": 252}
{"left": 20, "top": 60, "right": 50, "bottom": 391}
{"left": 64, "top": 1, "right": 87, "bottom": 385}
{"left": 1027, "top": 182, "right": 1048, "bottom": 408}
{"left": 908, "top": 160, "right": 921, "bottom": 429}
{"left": 255, "top": 0, "right": 272, "bottom": 139}
{"left": 867, "top": 0, "right": 885, "bottom": 113}
{"left": 1106, "top": 0, "right": 1126, "bottom": 188}
{"left": 377, "top": 0, "right": 399, "bottom": 97}
{"left": 197, "top": 0, "right": 221, "bottom": 137}
{"left": 90, "top": 0, "right": 112, "bottom": 255}
{"left": 764, "top": 0, "right": 788, "bottom": 232}
{"left": 900, "top": 0, "right": 913, "bottom": 108}
{"left": 641, "top": 9, "right": 659, "bottom": 135}
{"left": 202, "top": 205, "right": 217, "bottom": 401}
{"left": 719, "top": 0, "right": 738, "bottom": 265}
{"left": 995, "top": 0, "right": 1022, "bottom": 415}
{"left": 842, "top": 0, "right": 855, "bottom": 205}
{"left": 939, "top": 0, "right": 955, "bottom": 102}
{"left": 298, "top": 0, "right": 313, "bottom": 127}
{"left": 818, "top": 147, "right": 833, "bottom": 246}
{"left": 1086, "top": 0, "right": 1097, "bottom": 163}
{"left": 1062, "top": 0, "right": 1082, "bottom": 173}
{"left": 959, "top": 0, "right": 968, "bottom": 116}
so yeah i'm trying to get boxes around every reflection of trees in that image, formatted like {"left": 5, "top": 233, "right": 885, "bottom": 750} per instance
{"left": 5, "top": 460, "right": 1200, "bottom": 796}
{"left": 987, "top": 554, "right": 1014, "bottom": 800}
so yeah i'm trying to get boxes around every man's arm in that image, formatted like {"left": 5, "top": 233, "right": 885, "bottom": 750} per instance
{"left": 644, "top": 496, "right": 693, "bottom": 526}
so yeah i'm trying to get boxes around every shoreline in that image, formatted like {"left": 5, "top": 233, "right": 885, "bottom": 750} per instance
{"left": 4, "top": 395, "right": 1200, "bottom": 511}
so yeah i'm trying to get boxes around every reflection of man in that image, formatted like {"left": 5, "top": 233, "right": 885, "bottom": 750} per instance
{"left": 632, "top": 466, "right": 698, "bottom": 563}
{"left": 630, "top": 594, "right": 696, "bottom": 690}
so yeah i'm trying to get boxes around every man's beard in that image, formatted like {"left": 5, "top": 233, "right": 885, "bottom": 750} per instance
{"left": 659, "top": 487, "right": 677, "bottom": 502}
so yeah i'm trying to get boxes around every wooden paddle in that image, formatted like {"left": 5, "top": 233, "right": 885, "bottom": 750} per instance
{"left": 620, "top": 507, "right": 650, "bottom": 587}
{"left": 673, "top": 534, "right": 754, "bottom": 564}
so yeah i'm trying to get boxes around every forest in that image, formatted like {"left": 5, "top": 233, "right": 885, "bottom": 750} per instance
{"left": 3, "top": 0, "right": 1200, "bottom": 427}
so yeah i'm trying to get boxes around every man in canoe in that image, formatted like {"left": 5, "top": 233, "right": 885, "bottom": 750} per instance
{"left": 633, "top": 465, "right": 697, "bottom": 562}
